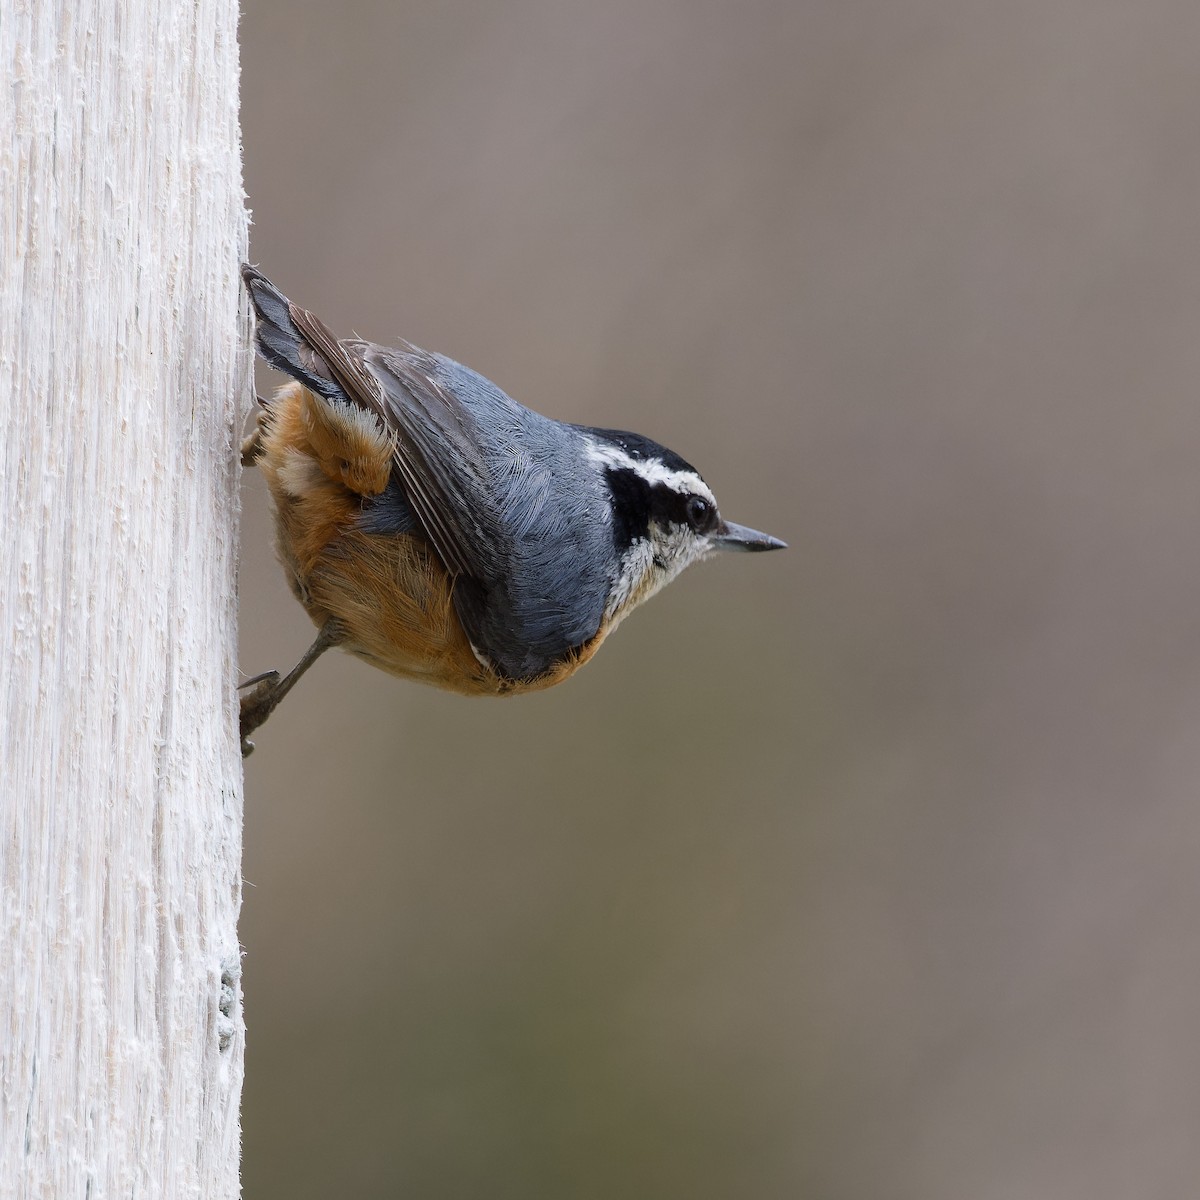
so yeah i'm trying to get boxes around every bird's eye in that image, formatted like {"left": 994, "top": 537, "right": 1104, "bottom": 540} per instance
{"left": 686, "top": 495, "right": 715, "bottom": 533}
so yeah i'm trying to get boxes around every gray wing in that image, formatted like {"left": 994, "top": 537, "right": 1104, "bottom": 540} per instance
{"left": 358, "top": 344, "right": 614, "bottom": 680}
{"left": 280, "top": 302, "right": 612, "bottom": 679}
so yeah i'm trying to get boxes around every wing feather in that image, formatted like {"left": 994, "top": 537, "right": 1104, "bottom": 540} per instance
{"left": 285, "top": 305, "right": 488, "bottom": 580}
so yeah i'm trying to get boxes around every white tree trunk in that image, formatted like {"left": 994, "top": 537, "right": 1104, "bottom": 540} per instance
{"left": 0, "top": 1, "right": 249, "bottom": 1196}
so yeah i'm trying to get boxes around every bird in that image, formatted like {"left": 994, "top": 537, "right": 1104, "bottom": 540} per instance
{"left": 238, "top": 265, "right": 785, "bottom": 751}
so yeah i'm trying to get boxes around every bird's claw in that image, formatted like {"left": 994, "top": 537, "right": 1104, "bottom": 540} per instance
{"left": 239, "top": 671, "right": 282, "bottom": 757}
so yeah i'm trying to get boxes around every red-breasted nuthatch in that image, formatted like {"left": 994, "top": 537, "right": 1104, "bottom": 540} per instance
{"left": 239, "top": 266, "right": 784, "bottom": 750}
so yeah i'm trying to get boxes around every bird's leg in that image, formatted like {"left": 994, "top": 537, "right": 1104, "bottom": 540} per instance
{"left": 239, "top": 622, "right": 342, "bottom": 756}
{"left": 240, "top": 398, "right": 271, "bottom": 466}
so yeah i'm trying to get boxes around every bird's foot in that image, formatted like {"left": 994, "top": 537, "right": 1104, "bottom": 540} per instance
{"left": 238, "top": 670, "right": 282, "bottom": 757}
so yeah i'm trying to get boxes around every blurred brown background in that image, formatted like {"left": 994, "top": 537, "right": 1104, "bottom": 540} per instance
{"left": 237, "top": 1, "right": 1200, "bottom": 1195}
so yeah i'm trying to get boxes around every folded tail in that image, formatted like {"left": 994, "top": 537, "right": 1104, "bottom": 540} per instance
{"left": 242, "top": 264, "right": 345, "bottom": 403}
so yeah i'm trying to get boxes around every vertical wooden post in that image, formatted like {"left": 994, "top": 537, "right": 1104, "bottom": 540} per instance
{"left": 0, "top": 0, "right": 249, "bottom": 1196}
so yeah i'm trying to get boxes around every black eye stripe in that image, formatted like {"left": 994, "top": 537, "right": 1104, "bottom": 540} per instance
{"left": 603, "top": 466, "right": 715, "bottom": 554}
{"left": 649, "top": 483, "right": 687, "bottom": 529}
{"left": 604, "top": 467, "right": 651, "bottom": 552}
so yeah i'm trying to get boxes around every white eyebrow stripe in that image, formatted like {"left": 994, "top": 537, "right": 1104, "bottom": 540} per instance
{"left": 586, "top": 441, "right": 717, "bottom": 505}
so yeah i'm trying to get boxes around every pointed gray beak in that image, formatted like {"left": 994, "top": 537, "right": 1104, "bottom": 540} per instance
{"left": 714, "top": 520, "right": 787, "bottom": 552}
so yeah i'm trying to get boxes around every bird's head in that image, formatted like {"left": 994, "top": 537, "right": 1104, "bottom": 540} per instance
{"left": 584, "top": 429, "right": 786, "bottom": 626}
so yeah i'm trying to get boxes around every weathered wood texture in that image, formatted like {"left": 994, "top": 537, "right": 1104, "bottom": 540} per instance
{"left": 0, "top": 1, "right": 249, "bottom": 1196}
